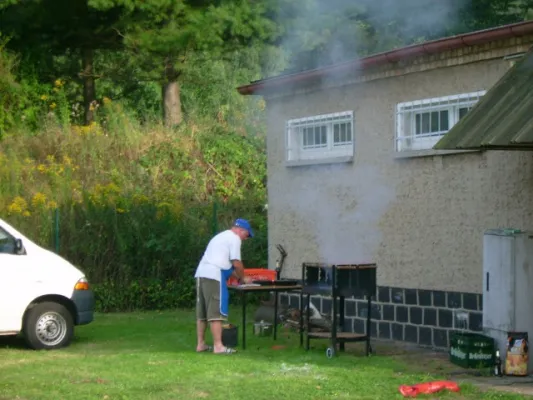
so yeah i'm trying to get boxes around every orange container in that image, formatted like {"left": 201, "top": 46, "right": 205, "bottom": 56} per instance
{"left": 227, "top": 268, "right": 277, "bottom": 286}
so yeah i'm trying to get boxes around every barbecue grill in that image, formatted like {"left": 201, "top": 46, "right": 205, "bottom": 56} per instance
{"left": 251, "top": 244, "right": 299, "bottom": 286}
{"left": 299, "top": 262, "right": 377, "bottom": 358}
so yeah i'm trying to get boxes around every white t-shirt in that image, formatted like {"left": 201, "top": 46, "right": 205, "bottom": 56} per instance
{"left": 194, "top": 230, "right": 242, "bottom": 282}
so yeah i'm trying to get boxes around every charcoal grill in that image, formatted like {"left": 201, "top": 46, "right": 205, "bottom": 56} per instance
{"left": 299, "top": 262, "right": 377, "bottom": 358}
{"left": 252, "top": 244, "right": 298, "bottom": 286}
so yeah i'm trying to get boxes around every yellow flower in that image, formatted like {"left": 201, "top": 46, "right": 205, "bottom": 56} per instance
{"left": 72, "top": 122, "right": 103, "bottom": 136}
{"left": 49, "top": 102, "right": 57, "bottom": 110}
{"left": 156, "top": 202, "right": 172, "bottom": 209}
{"left": 23, "top": 211, "right": 31, "bottom": 217}
{"left": 31, "top": 192, "right": 47, "bottom": 208}
{"left": 103, "top": 97, "right": 112, "bottom": 105}
{"left": 105, "top": 183, "right": 120, "bottom": 194}
{"left": 72, "top": 188, "right": 82, "bottom": 204}
{"left": 46, "top": 201, "right": 58, "bottom": 210}
{"left": 62, "top": 155, "right": 73, "bottom": 166}
{"left": 54, "top": 79, "right": 64, "bottom": 87}
{"left": 133, "top": 194, "right": 149, "bottom": 204}
{"left": 40, "top": 95, "right": 48, "bottom": 101}
{"left": 7, "top": 196, "right": 28, "bottom": 215}
{"left": 37, "top": 164, "right": 47, "bottom": 173}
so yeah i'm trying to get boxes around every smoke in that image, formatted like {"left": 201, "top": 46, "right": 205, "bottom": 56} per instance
{"left": 265, "top": 0, "right": 469, "bottom": 266}
{"left": 275, "top": 0, "right": 468, "bottom": 73}
{"left": 276, "top": 163, "right": 395, "bottom": 264}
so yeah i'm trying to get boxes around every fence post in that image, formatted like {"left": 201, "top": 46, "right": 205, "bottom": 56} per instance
{"left": 54, "top": 208, "right": 60, "bottom": 254}
{"left": 212, "top": 200, "right": 218, "bottom": 236}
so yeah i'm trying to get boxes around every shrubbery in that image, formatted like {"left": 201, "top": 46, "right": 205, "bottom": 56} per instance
{"left": 0, "top": 49, "right": 268, "bottom": 312}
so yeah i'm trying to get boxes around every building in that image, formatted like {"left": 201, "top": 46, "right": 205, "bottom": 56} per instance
{"left": 237, "top": 21, "right": 533, "bottom": 349}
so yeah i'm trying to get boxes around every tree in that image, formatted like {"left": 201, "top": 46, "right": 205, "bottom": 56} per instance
{"left": 90, "top": 0, "right": 282, "bottom": 127}
{"left": 262, "top": 0, "right": 533, "bottom": 74}
{"left": 450, "top": 0, "right": 533, "bottom": 34}
{"left": 0, "top": 0, "right": 124, "bottom": 125}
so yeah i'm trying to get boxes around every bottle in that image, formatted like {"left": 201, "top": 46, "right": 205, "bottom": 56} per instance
{"left": 494, "top": 350, "right": 503, "bottom": 377}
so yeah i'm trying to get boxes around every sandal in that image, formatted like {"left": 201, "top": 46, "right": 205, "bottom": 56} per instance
{"left": 196, "top": 345, "right": 213, "bottom": 353}
{"left": 215, "top": 347, "right": 237, "bottom": 354}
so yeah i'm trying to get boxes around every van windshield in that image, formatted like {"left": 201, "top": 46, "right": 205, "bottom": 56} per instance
{"left": 0, "top": 227, "right": 16, "bottom": 254}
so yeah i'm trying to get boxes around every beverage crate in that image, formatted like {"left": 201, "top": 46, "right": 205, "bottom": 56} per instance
{"left": 449, "top": 332, "right": 495, "bottom": 368}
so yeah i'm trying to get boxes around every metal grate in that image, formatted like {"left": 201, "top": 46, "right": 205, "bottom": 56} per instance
{"left": 395, "top": 90, "right": 486, "bottom": 152}
{"left": 286, "top": 111, "right": 354, "bottom": 162}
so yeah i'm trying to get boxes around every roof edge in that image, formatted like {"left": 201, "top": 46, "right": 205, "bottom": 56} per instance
{"left": 238, "top": 20, "right": 533, "bottom": 96}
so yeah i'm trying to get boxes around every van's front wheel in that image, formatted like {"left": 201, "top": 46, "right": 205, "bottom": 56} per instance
{"left": 23, "top": 302, "right": 74, "bottom": 350}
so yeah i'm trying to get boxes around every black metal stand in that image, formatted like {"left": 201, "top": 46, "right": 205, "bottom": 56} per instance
{"left": 298, "top": 262, "right": 376, "bottom": 358}
{"left": 230, "top": 285, "right": 302, "bottom": 350}
{"left": 299, "top": 293, "right": 373, "bottom": 358}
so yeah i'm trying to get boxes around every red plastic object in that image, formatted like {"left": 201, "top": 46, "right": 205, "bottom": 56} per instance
{"left": 398, "top": 381, "right": 460, "bottom": 397}
{"left": 227, "top": 268, "right": 277, "bottom": 286}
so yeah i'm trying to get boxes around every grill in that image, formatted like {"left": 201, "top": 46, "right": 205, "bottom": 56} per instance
{"left": 250, "top": 244, "right": 299, "bottom": 286}
{"left": 299, "top": 262, "right": 377, "bottom": 358}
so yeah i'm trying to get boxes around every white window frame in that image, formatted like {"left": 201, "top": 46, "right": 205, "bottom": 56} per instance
{"left": 395, "top": 90, "right": 486, "bottom": 152}
{"left": 286, "top": 111, "right": 354, "bottom": 163}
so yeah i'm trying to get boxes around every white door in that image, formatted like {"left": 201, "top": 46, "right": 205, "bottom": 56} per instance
{"left": 482, "top": 231, "right": 515, "bottom": 332}
{"left": 0, "top": 226, "right": 34, "bottom": 333}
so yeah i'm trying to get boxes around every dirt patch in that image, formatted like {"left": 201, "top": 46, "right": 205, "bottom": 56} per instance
{"left": 0, "top": 397, "right": 29, "bottom": 400}
{"left": 148, "top": 360, "right": 171, "bottom": 365}
{"left": 0, "top": 358, "right": 34, "bottom": 368}
{"left": 71, "top": 378, "right": 109, "bottom": 384}
{"left": 461, "top": 376, "right": 533, "bottom": 397}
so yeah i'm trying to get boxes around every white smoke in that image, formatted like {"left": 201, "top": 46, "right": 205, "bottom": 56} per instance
{"left": 275, "top": 163, "right": 395, "bottom": 264}
{"left": 275, "top": 0, "right": 468, "bottom": 74}
{"left": 265, "top": 0, "right": 468, "bottom": 265}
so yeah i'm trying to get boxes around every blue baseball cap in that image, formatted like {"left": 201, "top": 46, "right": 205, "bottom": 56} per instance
{"left": 234, "top": 218, "right": 254, "bottom": 238}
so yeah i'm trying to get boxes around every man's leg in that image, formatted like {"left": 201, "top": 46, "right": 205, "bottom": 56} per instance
{"left": 197, "top": 320, "right": 208, "bottom": 350}
{"left": 196, "top": 278, "right": 211, "bottom": 352}
{"left": 205, "top": 278, "right": 236, "bottom": 353}
{"left": 210, "top": 320, "right": 224, "bottom": 352}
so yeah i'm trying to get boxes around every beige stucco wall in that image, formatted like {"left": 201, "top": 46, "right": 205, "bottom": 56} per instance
{"left": 264, "top": 40, "right": 533, "bottom": 294}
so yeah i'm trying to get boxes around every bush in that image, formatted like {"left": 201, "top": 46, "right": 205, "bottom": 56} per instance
{"left": 93, "top": 279, "right": 195, "bottom": 313}
{"left": 0, "top": 104, "right": 268, "bottom": 313}
{"left": 0, "top": 42, "right": 269, "bottom": 312}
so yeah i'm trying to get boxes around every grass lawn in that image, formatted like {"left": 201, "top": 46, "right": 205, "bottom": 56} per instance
{"left": 0, "top": 307, "right": 529, "bottom": 400}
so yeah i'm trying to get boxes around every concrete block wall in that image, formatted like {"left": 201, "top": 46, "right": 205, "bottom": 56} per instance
{"left": 280, "top": 286, "right": 483, "bottom": 350}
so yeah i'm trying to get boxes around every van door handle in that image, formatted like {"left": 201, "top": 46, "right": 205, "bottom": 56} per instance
{"left": 486, "top": 272, "right": 489, "bottom": 291}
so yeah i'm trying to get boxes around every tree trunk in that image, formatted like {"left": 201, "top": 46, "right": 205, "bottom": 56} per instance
{"left": 162, "top": 62, "right": 182, "bottom": 127}
{"left": 81, "top": 48, "right": 96, "bottom": 126}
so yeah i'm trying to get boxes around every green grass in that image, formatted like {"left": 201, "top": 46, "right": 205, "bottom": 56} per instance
{"left": 0, "top": 308, "right": 528, "bottom": 400}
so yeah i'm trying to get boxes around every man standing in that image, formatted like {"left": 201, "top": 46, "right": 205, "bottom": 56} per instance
{"left": 194, "top": 218, "right": 254, "bottom": 354}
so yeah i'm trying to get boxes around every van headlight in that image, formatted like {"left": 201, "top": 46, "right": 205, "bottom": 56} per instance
{"left": 74, "top": 277, "right": 90, "bottom": 290}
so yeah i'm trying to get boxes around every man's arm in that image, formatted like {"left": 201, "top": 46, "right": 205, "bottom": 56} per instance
{"left": 232, "top": 260, "right": 245, "bottom": 280}
{"left": 231, "top": 260, "right": 252, "bottom": 283}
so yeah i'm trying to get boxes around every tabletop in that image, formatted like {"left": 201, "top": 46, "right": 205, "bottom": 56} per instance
{"left": 228, "top": 284, "right": 302, "bottom": 292}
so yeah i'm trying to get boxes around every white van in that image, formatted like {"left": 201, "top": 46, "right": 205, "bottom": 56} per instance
{"left": 0, "top": 218, "right": 94, "bottom": 350}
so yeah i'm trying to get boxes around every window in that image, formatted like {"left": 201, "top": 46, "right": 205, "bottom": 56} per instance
{"left": 286, "top": 111, "right": 354, "bottom": 163}
{"left": 395, "top": 90, "right": 486, "bottom": 152}
{"left": 0, "top": 227, "right": 15, "bottom": 255}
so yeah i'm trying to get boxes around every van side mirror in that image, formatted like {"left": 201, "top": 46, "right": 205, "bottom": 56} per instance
{"left": 15, "top": 238, "right": 24, "bottom": 254}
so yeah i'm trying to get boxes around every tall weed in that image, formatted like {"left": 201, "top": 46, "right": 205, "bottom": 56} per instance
{"left": 0, "top": 96, "right": 268, "bottom": 312}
